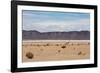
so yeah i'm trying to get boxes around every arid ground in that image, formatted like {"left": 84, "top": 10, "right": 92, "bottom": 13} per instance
{"left": 22, "top": 40, "right": 90, "bottom": 62}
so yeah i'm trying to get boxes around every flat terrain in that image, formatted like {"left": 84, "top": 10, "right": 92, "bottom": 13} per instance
{"left": 22, "top": 40, "right": 90, "bottom": 62}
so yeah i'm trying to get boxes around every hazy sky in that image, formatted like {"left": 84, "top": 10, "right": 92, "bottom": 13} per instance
{"left": 22, "top": 10, "right": 90, "bottom": 32}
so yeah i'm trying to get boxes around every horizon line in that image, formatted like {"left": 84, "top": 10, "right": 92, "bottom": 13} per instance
{"left": 22, "top": 30, "right": 90, "bottom": 32}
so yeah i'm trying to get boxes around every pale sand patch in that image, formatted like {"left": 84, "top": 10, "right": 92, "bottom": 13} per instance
{"left": 22, "top": 40, "right": 90, "bottom": 62}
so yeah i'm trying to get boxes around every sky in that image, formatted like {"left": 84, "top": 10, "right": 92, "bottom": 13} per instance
{"left": 22, "top": 10, "right": 90, "bottom": 32}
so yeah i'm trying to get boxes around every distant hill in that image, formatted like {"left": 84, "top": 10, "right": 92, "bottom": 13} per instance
{"left": 22, "top": 30, "right": 90, "bottom": 40}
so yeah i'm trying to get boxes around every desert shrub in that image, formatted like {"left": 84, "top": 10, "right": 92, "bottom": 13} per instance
{"left": 46, "top": 43, "right": 49, "bottom": 46}
{"left": 88, "top": 42, "right": 90, "bottom": 45}
{"left": 61, "top": 45, "right": 66, "bottom": 48}
{"left": 26, "top": 52, "right": 33, "bottom": 59}
{"left": 78, "top": 51, "right": 86, "bottom": 55}
{"left": 78, "top": 51, "right": 82, "bottom": 55}
{"left": 37, "top": 44, "right": 40, "bottom": 46}
{"left": 56, "top": 44, "right": 59, "bottom": 46}
{"left": 30, "top": 44, "right": 33, "bottom": 46}
{"left": 58, "top": 50, "right": 61, "bottom": 53}
{"left": 71, "top": 43, "right": 73, "bottom": 45}
{"left": 73, "top": 48, "right": 76, "bottom": 50}
{"left": 77, "top": 43, "right": 79, "bottom": 45}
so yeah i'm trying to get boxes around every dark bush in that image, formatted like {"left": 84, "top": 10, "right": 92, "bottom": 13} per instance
{"left": 61, "top": 45, "right": 66, "bottom": 48}
{"left": 26, "top": 52, "right": 34, "bottom": 59}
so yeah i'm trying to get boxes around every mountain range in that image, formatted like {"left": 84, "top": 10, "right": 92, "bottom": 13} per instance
{"left": 22, "top": 30, "right": 90, "bottom": 40}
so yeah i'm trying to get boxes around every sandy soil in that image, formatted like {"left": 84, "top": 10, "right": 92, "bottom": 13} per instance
{"left": 22, "top": 40, "right": 90, "bottom": 62}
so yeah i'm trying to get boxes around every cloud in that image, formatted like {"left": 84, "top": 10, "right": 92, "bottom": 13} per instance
{"left": 23, "top": 18, "right": 90, "bottom": 32}
{"left": 22, "top": 10, "right": 90, "bottom": 32}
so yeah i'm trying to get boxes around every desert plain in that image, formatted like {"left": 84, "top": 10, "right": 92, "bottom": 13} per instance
{"left": 22, "top": 40, "right": 90, "bottom": 62}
